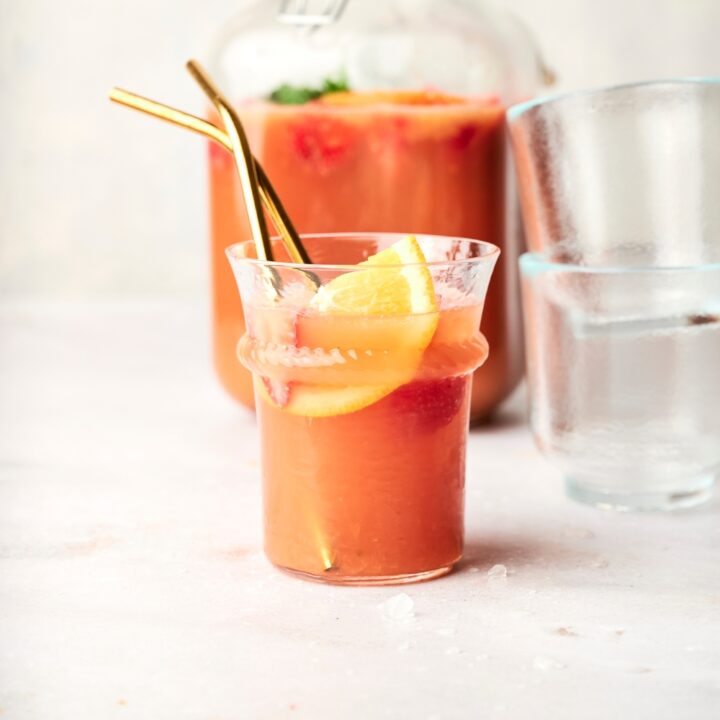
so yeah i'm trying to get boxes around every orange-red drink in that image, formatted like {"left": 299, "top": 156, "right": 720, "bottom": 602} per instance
{"left": 211, "top": 92, "right": 523, "bottom": 422}
{"left": 228, "top": 234, "right": 499, "bottom": 584}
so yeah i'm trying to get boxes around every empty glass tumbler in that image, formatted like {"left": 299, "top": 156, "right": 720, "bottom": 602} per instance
{"left": 511, "top": 79, "right": 720, "bottom": 510}
{"left": 508, "top": 79, "right": 720, "bottom": 266}
{"left": 520, "top": 256, "right": 720, "bottom": 510}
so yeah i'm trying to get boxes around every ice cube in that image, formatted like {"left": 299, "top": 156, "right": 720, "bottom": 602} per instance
{"left": 379, "top": 592, "right": 415, "bottom": 622}
{"left": 436, "top": 627, "right": 456, "bottom": 637}
{"left": 487, "top": 564, "right": 508, "bottom": 580}
{"left": 562, "top": 526, "right": 595, "bottom": 539}
{"left": 280, "top": 279, "right": 318, "bottom": 308}
{"left": 434, "top": 282, "right": 472, "bottom": 310}
{"left": 533, "top": 656, "right": 566, "bottom": 671}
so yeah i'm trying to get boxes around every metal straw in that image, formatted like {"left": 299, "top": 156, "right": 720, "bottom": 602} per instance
{"left": 108, "top": 88, "right": 310, "bottom": 264}
{"left": 185, "top": 60, "right": 272, "bottom": 262}
{"left": 109, "top": 67, "right": 333, "bottom": 571}
{"left": 185, "top": 58, "right": 334, "bottom": 571}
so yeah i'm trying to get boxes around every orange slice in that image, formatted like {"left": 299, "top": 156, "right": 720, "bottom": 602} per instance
{"left": 256, "top": 378, "right": 399, "bottom": 417}
{"left": 319, "top": 90, "right": 468, "bottom": 106}
{"left": 309, "top": 234, "right": 438, "bottom": 348}
{"left": 258, "top": 236, "right": 439, "bottom": 417}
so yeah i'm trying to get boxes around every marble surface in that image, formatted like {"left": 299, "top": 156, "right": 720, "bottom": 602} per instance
{"left": 0, "top": 299, "right": 718, "bottom": 720}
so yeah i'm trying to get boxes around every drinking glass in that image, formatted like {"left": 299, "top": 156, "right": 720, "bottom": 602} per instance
{"left": 227, "top": 233, "right": 498, "bottom": 584}
{"left": 520, "top": 254, "right": 720, "bottom": 511}
{"left": 508, "top": 79, "right": 720, "bottom": 266}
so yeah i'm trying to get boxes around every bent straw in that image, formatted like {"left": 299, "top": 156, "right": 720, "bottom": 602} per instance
{"left": 110, "top": 77, "right": 333, "bottom": 571}
{"left": 186, "top": 61, "right": 271, "bottom": 262}
{"left": 186, "top": 62, "right": 335, "bottom": 571}
{"left": 108, "top": 89, "right": 311, "bottom": 265}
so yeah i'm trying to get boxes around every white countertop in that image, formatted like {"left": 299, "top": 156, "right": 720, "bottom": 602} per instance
{"left": 1, "top": 299, "right": 718, "bottom": 720}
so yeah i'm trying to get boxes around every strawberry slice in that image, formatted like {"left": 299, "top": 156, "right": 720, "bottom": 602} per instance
{"left": 449, "top": 123, "right": 479, "bottom": 152}
{"left": 290, "top": 116, "right": 354, "bottom": 168}
{"left": 246, "top": 303, "right": 298, "bottom": 408}
{"left": 388, "top": 377, "right": 467, "bottom": 433}
{"left": 261, "top": 377, "right": 292, "bottom": 407}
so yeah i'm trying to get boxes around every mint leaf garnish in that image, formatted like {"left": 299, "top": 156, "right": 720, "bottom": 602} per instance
{"left": 321, "top": 73, "right": 349, "bottom": 95}
{"left": 269, "top": 72, "right": 350, "bottom": 105}
{"left": 269, "top": 84, "right": 323, "bottom": 105}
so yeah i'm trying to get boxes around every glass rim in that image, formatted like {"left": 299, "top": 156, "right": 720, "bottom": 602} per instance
{"left": 519, "top": 252, "right": 720, "bottom": 276}
{"left": 226, "top": 232, "right": 501, "bottom": 271}
{"left": 507, "top": 76, "right": 720, "bottom": 122}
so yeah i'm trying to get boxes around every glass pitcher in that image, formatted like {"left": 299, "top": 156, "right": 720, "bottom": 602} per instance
{"left": 206, "top": 0, "right": 546, "bottom": 422}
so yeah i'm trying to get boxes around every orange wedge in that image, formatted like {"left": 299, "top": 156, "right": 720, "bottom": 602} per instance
{"left": 309, "top": 234, "right": 438, "bottom": 346}
{"left": 257, "top": 235, "right": 439, "bottom": 417}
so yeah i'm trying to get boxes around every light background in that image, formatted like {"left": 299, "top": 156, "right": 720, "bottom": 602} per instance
{"left": 0, "top": 0, "right": 717, "bottom": 297}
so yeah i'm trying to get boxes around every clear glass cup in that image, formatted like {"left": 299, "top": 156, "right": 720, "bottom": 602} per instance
{"left": 227, "top": 233, "right": 498, "bottom": 584}
{"left": 520, "top": 253, "right": 720, "bottom": 511}
{"left": 508, "top": 79, "right": 720, "bottom": 267}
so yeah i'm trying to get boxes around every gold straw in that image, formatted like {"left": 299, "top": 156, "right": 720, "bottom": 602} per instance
{"left": 186, "top": 62, "right": 333, "bottom": 570}
{"left": 110, "top": 70, "right": 333, "bottom": 571}
{"left": 186, "top": 61, "right": 270, "bottom": 262}
{"left": 108, "top": 88, "right": 309, "bottom": 263}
